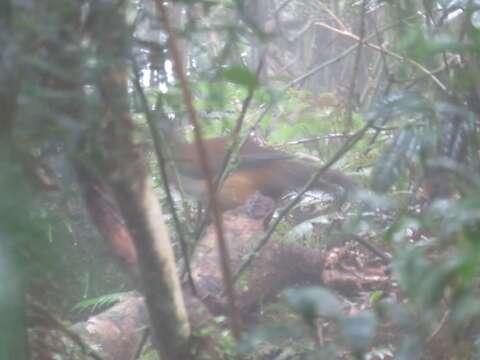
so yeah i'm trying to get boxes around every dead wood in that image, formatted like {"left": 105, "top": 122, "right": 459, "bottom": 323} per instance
{"left": 68, "top": 193, "right": 330, "bottom": 359}
{"left": 192, "top": 192, "right": 327, "bottom": 322}
{"left": 69, "top": 173, "right": 394, "bottom": 359}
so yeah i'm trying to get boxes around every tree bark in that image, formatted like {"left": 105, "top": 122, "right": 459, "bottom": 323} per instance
{"left": 85, "top": 2, "right": 192, "bottom": 359}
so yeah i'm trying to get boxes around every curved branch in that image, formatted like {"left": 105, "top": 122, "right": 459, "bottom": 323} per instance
{"left": 286, "top": 13, "right": 422, "bottom": 89}
{"left": 314, "top": 21, "right": 449, "bottom": 94}
{"left": 155, "top": 0, "right": 241, "bottom": 340}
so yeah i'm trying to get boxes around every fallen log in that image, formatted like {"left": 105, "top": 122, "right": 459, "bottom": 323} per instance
{"left": 67, "top": 193, "right": 327, "bottom": 359}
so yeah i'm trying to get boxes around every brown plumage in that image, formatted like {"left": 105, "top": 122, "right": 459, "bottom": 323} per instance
{"left": 171, "top": 137, "right": 355, "bottom": 211}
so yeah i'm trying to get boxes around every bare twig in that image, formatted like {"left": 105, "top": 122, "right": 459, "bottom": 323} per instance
{"left": 155, "top": 0, "right": 241, "bottom": 340}
{"left": 271, "top": 134, "right": 354, "bottom": 147}
{"left": 315, "top": 0, "right": 348, "bottom": 31}
{"left": 361, "top": 18, "right": 396, "bottom": 157}
{"left": 271, "top": 51, "right": 300, "bottom": 76}
{"left": 271, "top": 0, "right": 293, "bottom": 17}
{"left": 269, "top": 0, "right": 289, "bottom": 41}
{"left": 345, "top": 0, "right": 366, "bottom": 128}
{"left": 286, "top": 40, "right": 359, "bottom": 89}
{"left": 350, "top": 234, "right": 391, "bottom": 263}
{"left": 375, "top": 19, "right": 391, "bottom": 84}
{"left": 259, "top": 13, "right": 425, "bottom": 139}
{"left": 361, "top": 19, "right": 391, "bottom": 109}
{"left": 289, "top": 19, "right": 314, "bottom": 42}
{"left": 286, "top": 13, "right": 421, "bottom": 89}
{"left": 405, "top": 55, "right": 460, "bottom": 91}
{"left": 359, "top": 52, "right": 382, "bottom": 107}
{"left": 314, "top": 21, "right": 449, "bottom": 94}
{"left": 426, "top": 309, "right": 450, "bottom": 344}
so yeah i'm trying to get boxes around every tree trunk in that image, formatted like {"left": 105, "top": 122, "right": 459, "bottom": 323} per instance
{"left": 0, "top": 2, "right": 29, "bottom": 359}
{"left": 85, "top": 2, "right": 192, "bottom": 359}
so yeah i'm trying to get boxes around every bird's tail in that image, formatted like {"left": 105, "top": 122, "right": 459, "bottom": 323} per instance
{"left": 278, "top": 160, "right": 356, "bottom": 202}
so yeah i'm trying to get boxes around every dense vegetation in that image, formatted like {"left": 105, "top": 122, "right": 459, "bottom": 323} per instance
{"left": 2, "top": 0, "right": 480, "bottom": 359}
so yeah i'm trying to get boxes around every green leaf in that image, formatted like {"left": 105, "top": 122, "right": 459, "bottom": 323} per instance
{"left": 370, "top": 291, "right": 384, "bottom": 304}
{"left": 339, "top": 311, "right": 376, "bottom": 355}
{"left": 371, "top": 126, "right": 420, "bottom": 192}
{"left": 72, "top": 292, "right": 129, "bottom": 313}
{"left": 418, "top": 257, "right": 464, "bottom": 307}
{"left": 283, "top": 286, "right": 343, "bottom": 327}
{"left": 218, "top": 65, "right": 259, "bottom": 89}
{"left": 451, "top": 295, "right": 480, "bottom": 327}
{"left": 393, "top": 248, "right": 430, "bottom": 300}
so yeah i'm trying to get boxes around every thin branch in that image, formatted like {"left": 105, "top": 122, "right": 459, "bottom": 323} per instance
{"left": 349, "top": 234, "right": 391, "bottom": 263}
{"left": 359, "top": 52, "right": 382, "bottom": 107}
{"left": 265, "top": 13, "right": 422, "bottom": 169}
{"left": 271, "top": 133, "right": 354, "bottom": 147}
{"left": 375, "top": 19, "right": 391, "bottom": 83}
{"left": 286, "top": 41, "right": 359, "bottom": 89}
{"left": 214, "top": 56, "right": 266, "bottom": 191}
{"left": 131, "top": 60, "right": 197, "bottom": 295}
{"left": 192, "top": 80, "right": 278, "bottom": 247}
{"left": 155, "top": 0, "right": 241, "bottom": 340}
{"left": 286, "top": 13, "right": 421, "bottom": 89}
{"left": 270, "top": 51, "right": 299, "bottom": 76}
{"left": 193, "top": 57, "right": 265, "bottom": 247}
{"left": 289, "top": 19, "right": 314, "bottom": 42}
{"left": 232, "top": 117, "right": 376, "bottom": 284}
{"left": 154, "top": 94, "right": 197, "bottom": 232}
{"left": 405, "top": 55, "right": 460, "bottom": 91}
{"left": 271, "top": 0, "right": 294, "bottom": 17}
{"left": 314, "top": 21, "right": 449, "bottom": 94}
{"left": 426, "top": 309, "right": 450, "bottom": 344}
{"left": 269, "top": 0, "right": 290, "bottom": 42}
{"left": 345, "top": 0, "right": 366, "bottom": 128}
{"left": 361, "top": 19, "right": 391, "bottom": 109}
{"left": 315, "top": 0, "right": 348, "bottom": 31}
{"left": 361, "top": 17, "right": 396, "bottom": 157}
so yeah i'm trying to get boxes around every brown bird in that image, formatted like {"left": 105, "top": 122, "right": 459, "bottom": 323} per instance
{"left": 170, "top": 137, "right": 355, "bottom": 211}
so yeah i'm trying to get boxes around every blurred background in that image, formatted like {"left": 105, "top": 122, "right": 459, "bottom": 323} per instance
{"left": 2, "top": 0, "right": 480, "bottom": 359}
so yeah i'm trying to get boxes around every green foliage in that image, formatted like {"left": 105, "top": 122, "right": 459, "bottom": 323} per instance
{"left": 72, "top": 292, "right": 129, "bottom": 314}
{"left": 339, "top": 311, "right": 376, "bottom": 356}
{"left": 370, "top": 91, "right": 480, "bottom": 193}
{"left": 371, "top": 125, "right": 421, "bottom": 192}
{"left": 284, "top": 287, "right": 343, "bottom": 322}
{"left": 261, "top": 89, "right": 347, "bottom": 149}
{"left": 0, "top": 147, "right": 58, "bottom": 359}
{"left": 218, "top": 65, "right": 259, "bottom": 89}
{"left": 6, "top": 0, "right": 480, "bottom": 358}
{"left": 243, "top": 286, "right": 378, "bottom": 357}
{"left": 373, "top": 184, "right": 480, "bottom": 356}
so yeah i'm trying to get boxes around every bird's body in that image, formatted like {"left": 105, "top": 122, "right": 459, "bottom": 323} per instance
{"left": 171, "top": 137, "right": 354, "bottom": 211}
